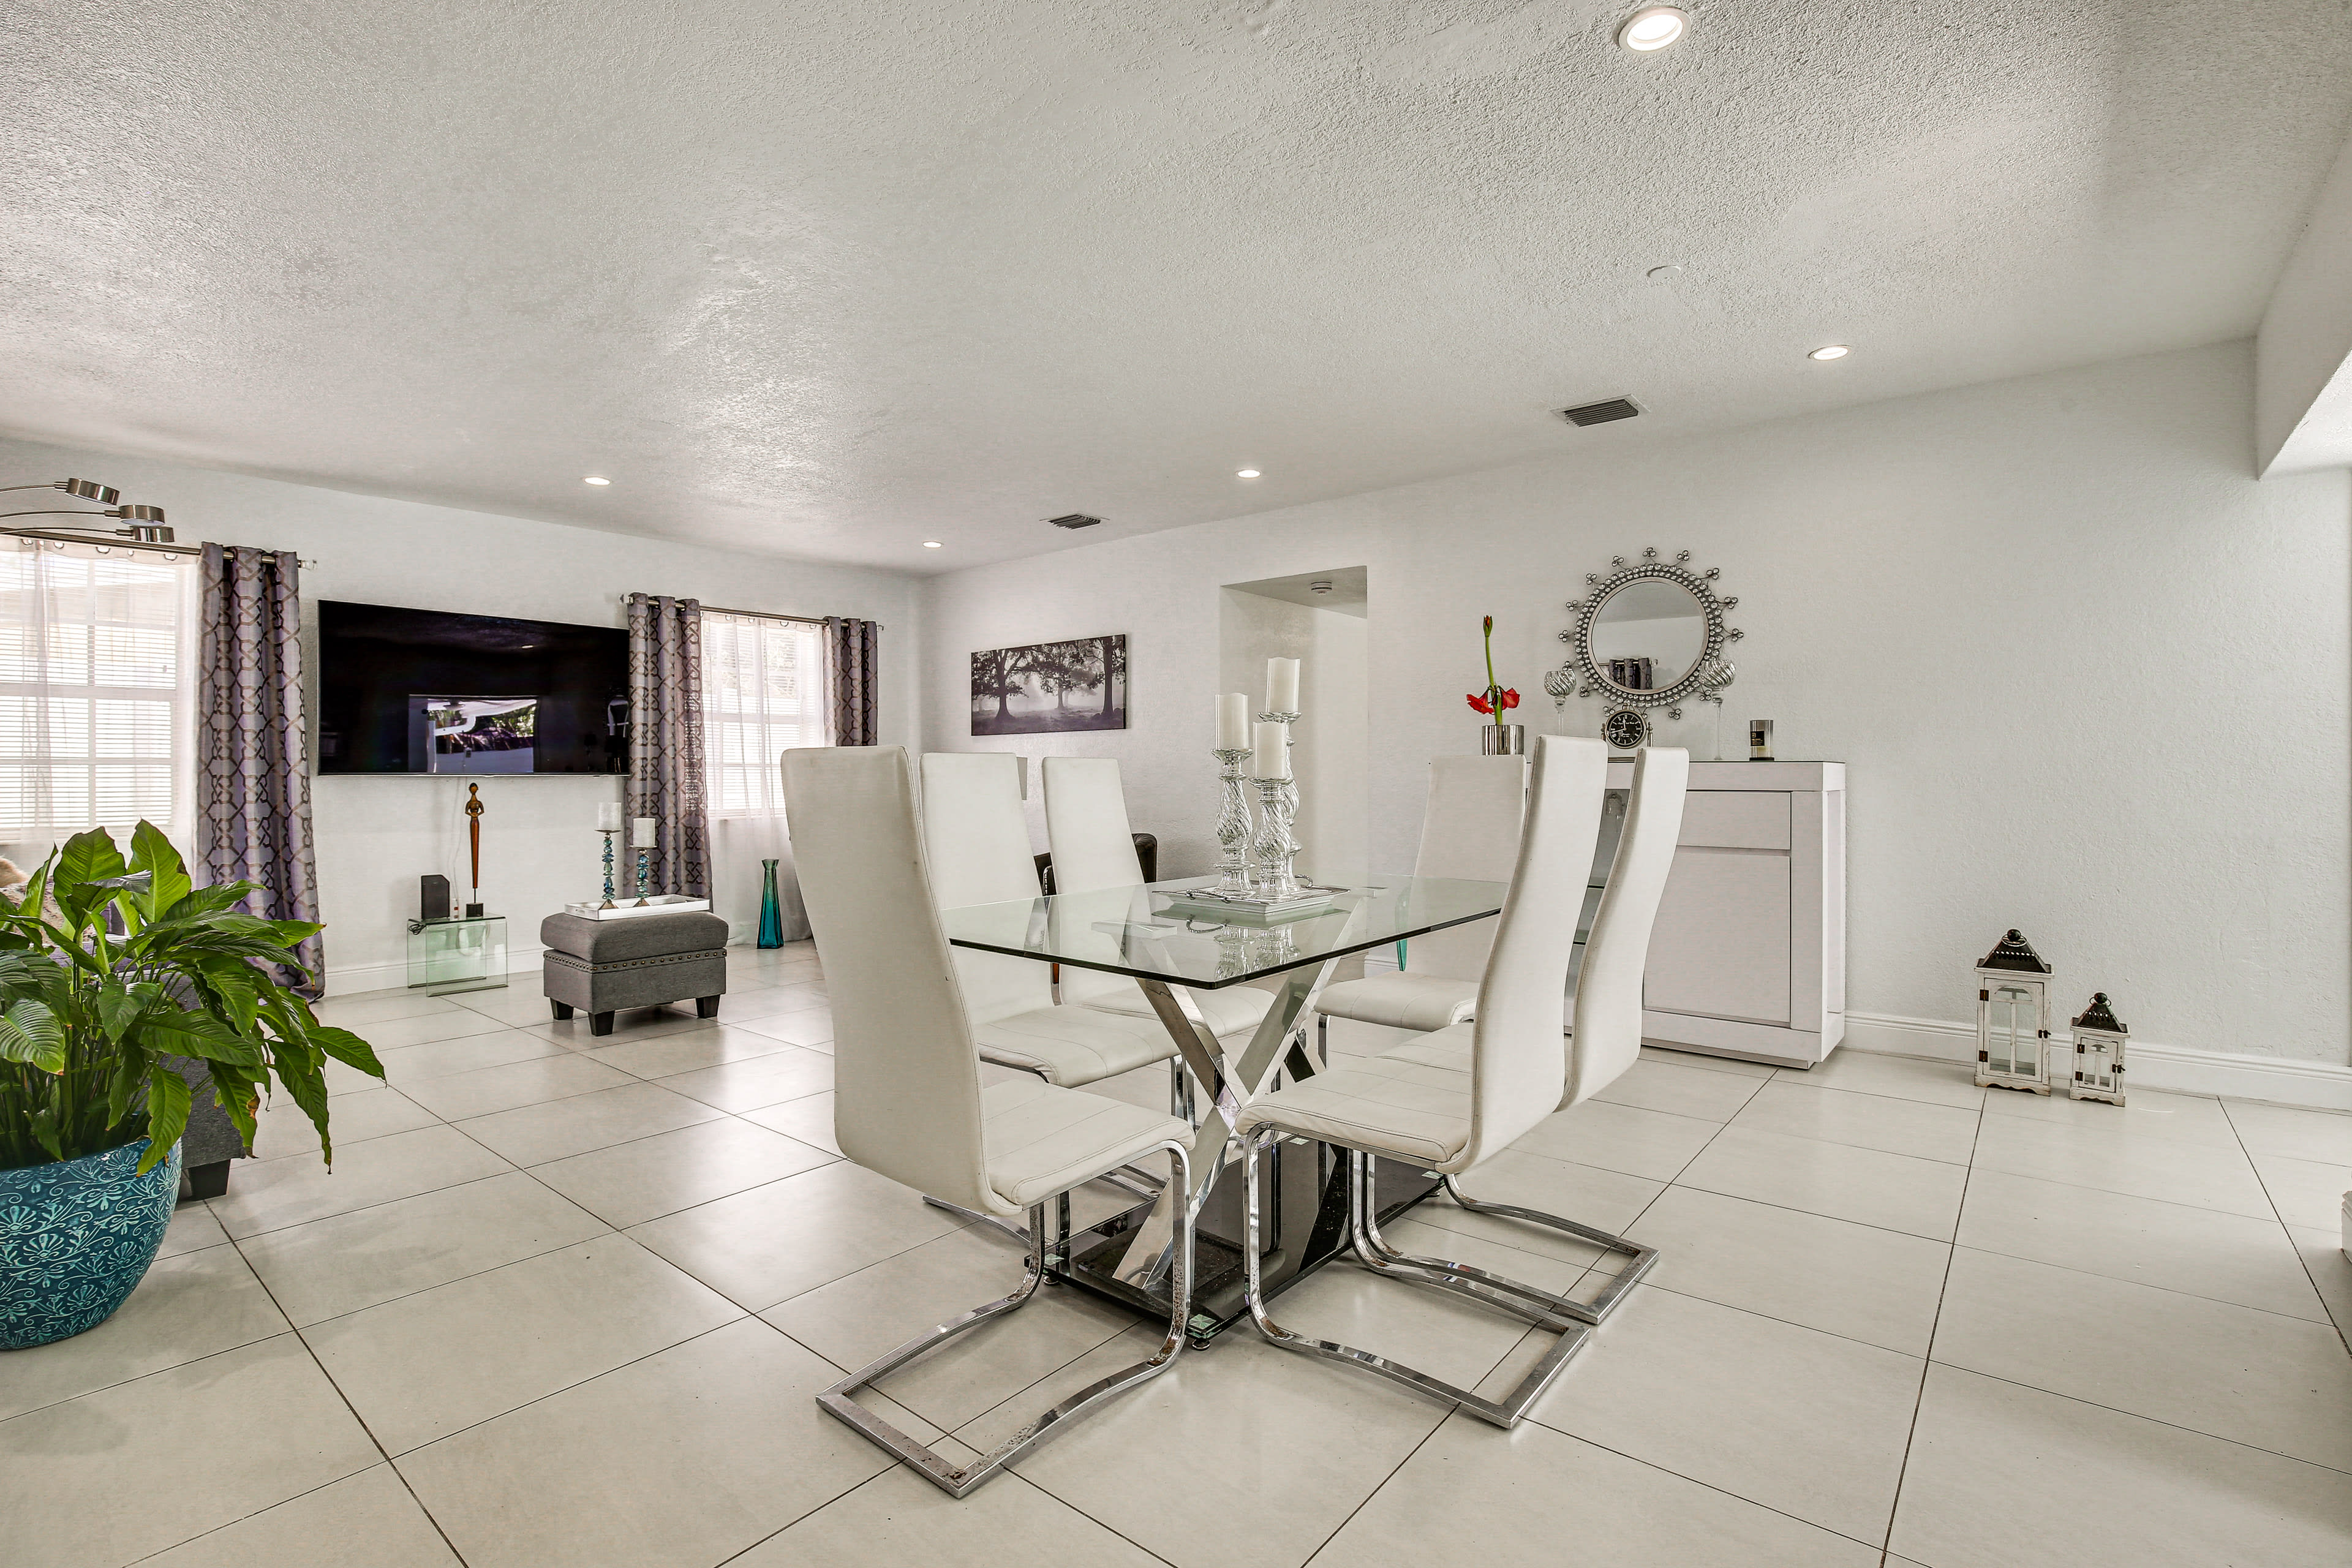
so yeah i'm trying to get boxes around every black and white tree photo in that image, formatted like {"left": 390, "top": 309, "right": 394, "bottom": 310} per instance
{"left": 969, "top": 634, "right": 1127, "bottom": 735}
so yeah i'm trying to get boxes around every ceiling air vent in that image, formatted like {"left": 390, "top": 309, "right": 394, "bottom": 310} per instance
{"left": 1558, "top": 397, "right": 1642, "bottom": 428}
{"left": 1047, "top": 513, "right": 1103, "bottom": 530}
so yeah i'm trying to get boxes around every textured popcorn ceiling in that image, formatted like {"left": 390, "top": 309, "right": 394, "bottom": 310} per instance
{"left": 4, "top": 2, "right": 2349, "bottom": 570}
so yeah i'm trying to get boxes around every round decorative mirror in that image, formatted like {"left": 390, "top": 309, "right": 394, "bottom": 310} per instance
{"left": 1556, "top": 548, "right": 1741, "bottom": 720}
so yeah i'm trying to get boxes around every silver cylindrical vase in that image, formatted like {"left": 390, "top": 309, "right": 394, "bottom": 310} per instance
{"left": 1480, "top": 723, "right": 1526, "bottom": 755}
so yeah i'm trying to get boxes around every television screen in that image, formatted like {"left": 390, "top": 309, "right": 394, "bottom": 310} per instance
{"left": 317, "top": 601, "right": 628, "bottom": 775}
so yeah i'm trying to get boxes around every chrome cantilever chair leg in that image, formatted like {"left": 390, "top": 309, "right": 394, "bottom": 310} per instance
{"left": 823, "top": 1142, "right": 1194, "bottom": 1499}
{"left": 1239, "top": 1128, "right": 1591, "bottom": 1428}
{"left": 1433, "top": 1173, "right": 1659, "bottom": 1325}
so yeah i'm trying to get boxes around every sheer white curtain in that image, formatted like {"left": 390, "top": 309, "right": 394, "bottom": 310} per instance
{"left": 701, "top": 610, "right": 827, "bottom": 941}
{"left": 0, "top": 539, "right": 198, "bottom": 872}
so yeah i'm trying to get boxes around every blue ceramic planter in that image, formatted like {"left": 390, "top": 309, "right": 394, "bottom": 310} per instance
{"left": 0, "top": 1138, "right": 181, "bottom": 1350}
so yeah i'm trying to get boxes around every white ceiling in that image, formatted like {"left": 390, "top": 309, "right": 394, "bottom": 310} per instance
{"left": 5, "top": 3, "right": 2348, "bottom": 573}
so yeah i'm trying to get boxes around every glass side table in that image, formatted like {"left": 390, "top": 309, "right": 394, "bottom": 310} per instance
{"left": 405, "top": 914, "right": 508, "bottom": 995}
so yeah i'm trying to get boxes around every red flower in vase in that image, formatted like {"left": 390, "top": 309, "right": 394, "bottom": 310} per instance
{"left": 1465, "top": 687, "right": 1520, "bottom": 716}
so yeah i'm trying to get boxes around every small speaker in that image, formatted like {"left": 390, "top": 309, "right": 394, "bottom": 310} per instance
{"left": 420, "top": 874, "right": 451, "bottom": 924}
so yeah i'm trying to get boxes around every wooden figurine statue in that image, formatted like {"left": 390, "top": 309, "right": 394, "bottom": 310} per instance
{"left": 464, "top": 782, "right": 486, "bottom": 918}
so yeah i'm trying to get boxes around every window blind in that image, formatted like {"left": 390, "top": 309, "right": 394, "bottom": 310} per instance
{"left": 0, "top": 541, "right": 198, "bottom": 856}
{"left": 701, "top": 609, "right": 827, "bottom": 817}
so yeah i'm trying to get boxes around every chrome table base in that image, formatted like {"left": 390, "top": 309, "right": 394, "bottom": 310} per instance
{"left": 821, "top": 1142, "right": 1194, "bottom": 1499}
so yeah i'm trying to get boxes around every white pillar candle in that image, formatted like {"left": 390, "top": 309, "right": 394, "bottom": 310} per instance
{"left": 1251, "top": 721, "right": 1290, "bottom": 780}
{"left": 1265, "top": 657, "right": 1300, "bottom": 714}
{"left": 631, "top": 816, "right": 658, "bottom": 848}
{"left": 597, "top": 803, "right": 623, "bottom": 832}
{"left": 1216, "top": 692, "right": 1250, "bottom": 750}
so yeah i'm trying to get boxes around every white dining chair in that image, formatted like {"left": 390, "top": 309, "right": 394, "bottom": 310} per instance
{"left": 921, "top": 753, "right": 1186, "bottom": 1091}
{"left": 1311, "top": 753, "right": 1526, "bottom": 1053}
{"left": 1374, "top": 744, "right": 1688, "bottom": 1328}
{"left": 786, "top": 745, "right": 1196, "bottom": 1498}
{"left": 1232, "top": 734, "right": 1609, "bottom": 1426}
{"left": 1040, "top": 755, "right": 1276, "bottom": 1044}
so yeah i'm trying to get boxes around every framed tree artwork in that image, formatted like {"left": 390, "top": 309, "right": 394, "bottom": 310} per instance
{"left": 970, "top": 635, "right": 1128, "bottom": 736}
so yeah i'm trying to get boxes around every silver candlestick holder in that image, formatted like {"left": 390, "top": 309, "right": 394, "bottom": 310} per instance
{"left": 598, "top": 829, "right": 619, "bottom": 909}
{"left": 1212, "top": 747, "right": 1254, "bottom": 894}
{"left": 1256, "top": 709, "right": 1300, "bottom": 858}
{"left": 633, "top": 846, "right": 652, "bottom": 907}
{"left": 1250, "top": 777, "right": 1302, "bottom": 900}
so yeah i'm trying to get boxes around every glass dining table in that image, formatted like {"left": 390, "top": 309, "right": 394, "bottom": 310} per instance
{"left": 938, "top": 871, "right": 1508, "bottom": 1346}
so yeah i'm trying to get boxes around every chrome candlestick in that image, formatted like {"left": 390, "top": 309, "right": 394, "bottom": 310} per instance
{"left": 1212, "top": 747, "right": 1254, "bottom": 894}
{"left": 1250, "top": 777, "right": 1302, "bottom": 900}
{"left": 1256, "top": 709, "right": 1300, "bottom": 858}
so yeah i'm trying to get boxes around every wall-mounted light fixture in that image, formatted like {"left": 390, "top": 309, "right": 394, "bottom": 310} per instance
{"left": 0, "top": 478, "right": 175, "bottom": 543}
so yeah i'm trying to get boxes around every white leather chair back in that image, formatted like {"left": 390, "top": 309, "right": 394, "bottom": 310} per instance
{"left": 1040, "top": 757, "right": 1144, "bottom": 892}
{"left": 1408, "top": 754, "right": 1528, "bottom": 982}
{"left": 1039, "top": 756, "right": 1147, "bottom": 1008}
{"left": 1564, "top": 747, "right": 1689, "bottom": 1107}
{"left": 783, "top": 747, "right": 1000, "bottom": 1216}
{"left": 919, "top": 753, "right": 1052, "bottom": 1026}
{"left": 1461, "top": 736, "right": 1605, "bottom": 1168}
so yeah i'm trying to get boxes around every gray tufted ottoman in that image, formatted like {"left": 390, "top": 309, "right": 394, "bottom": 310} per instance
{"left": 540, "top": 910, "right": 729, "bottom": 1036}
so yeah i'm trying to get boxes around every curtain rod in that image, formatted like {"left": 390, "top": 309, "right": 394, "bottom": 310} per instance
{"left": 622, "top": 595, "right": 883, "bottom": 631}
{"left": 4, "top": 528, "right": 317, "bottom": 567}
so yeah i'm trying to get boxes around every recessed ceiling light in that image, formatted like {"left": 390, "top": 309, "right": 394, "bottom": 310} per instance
{"left": 1646, "top": 264, "right": 1683, "bottom": 281}
{"left": 582, "top": 475, "right": 611, "bottom": 486}
{"left": 922, "top": 540, "right": 943, "bottom": 549}
{"left": 1616, "top": 7, "right": 1687, "bottom": 51}
{"left": 1236, "top": 469, "right": 1262, "bottom": 479}
{"left": 1807, "top": 344, "right": 1850, "bottom": 361}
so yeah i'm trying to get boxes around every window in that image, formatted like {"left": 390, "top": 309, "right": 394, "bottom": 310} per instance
{"left": 702, "top": 609, "right": 826, "bottom": 816}
{"left": 0, "top": 541, "right": 198, "bottom": 858}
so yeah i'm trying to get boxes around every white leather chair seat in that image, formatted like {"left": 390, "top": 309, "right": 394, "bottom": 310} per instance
{"left": 1077, "top": 982, "right": 1273, "bottom": 1038}
{"left": 1315, "top": 972, "right": 1479, "bottom": 1032}
{"left": 974, "top": 1004, "right": 1179, "bottom": 1087}
{"left": 1235, "top": 1044, "right": 1474, "bottom": 1169}
{"left": 983, "top": 1077, "right": 1193, "bottom": 1210}
{"left": 1375, "top": 1022, "right": 1474, "bottom": 1075}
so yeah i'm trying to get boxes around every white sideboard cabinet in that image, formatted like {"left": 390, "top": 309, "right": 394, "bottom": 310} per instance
{"left": 1592, "top": 760, "right": 1846, "bottom": 1068}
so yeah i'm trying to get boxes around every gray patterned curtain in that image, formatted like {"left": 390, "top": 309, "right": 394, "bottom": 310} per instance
{"left": 196, "top": 545, "right": 322, "bottom": 994}
{"left": 627, "top": 594, "right": 709, "bottom": 897}
{"left": 825, "top": 616, "right": 879, "bottom": 745}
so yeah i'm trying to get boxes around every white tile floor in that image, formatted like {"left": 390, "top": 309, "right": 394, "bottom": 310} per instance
{"left": 6, "top": 940, "right": 2350, "bottom": 1568}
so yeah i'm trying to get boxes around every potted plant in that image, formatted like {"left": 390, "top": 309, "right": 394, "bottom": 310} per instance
{"left": 1465, "top": 615, "right": 1524, "bottom": 754}
{"left": 0, "top": 823, "right": 383, "bottom": 1349}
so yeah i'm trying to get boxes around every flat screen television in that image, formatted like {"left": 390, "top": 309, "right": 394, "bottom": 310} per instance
{"left": 316, "top": 601, "right": 629, "bottom": 775}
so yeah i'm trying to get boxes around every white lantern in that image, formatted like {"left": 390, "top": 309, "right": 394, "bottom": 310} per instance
{"left": 1975, "top": 929, "right": 2051, "bottom": 1093}
{"left": 2068, "top": 992, "right": 2127, "bottom": 1106}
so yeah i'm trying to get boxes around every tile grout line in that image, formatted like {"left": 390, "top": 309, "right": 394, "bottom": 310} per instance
{"left": 217, "top": 1227, "right": 480, "bottom": 1568}
{"left": 1940, "top": 1239, "right": 2337, "bottom": 1329}
{"left": 1295, "top": 1409, "right": 1454, "bottom": 1567}
{"left": 2219, "top": 1099, "right": 2352, "bottom": 1358}
{"left": 1874, "top": 1087, "right": 1987, "bottom": 1564}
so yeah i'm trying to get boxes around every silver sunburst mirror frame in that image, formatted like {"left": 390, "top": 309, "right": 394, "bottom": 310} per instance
{"left": 1554, "top": 547, "right": 1741, "bottom": 722}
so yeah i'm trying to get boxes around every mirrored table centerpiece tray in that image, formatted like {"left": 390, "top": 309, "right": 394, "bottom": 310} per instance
{"left": 1153, "top": 884, "right": 1343, "bottom": 924}
{"left": 561, "top": 894, "right": 712, "bottom": 921}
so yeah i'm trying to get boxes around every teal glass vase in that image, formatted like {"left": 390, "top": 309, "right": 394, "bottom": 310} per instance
{"left": 757, "top": 858, "right": 785, "bottom": 948}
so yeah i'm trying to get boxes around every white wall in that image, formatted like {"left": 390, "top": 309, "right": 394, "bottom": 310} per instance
{"left": 921, "top": 341, "right": 2352, "bottom": 1072}
{"left": 0, "top": 435, "right": 920, "bottom": 991}
{"left": 1217, "top": 588, "right": 1367, "bottom": 880}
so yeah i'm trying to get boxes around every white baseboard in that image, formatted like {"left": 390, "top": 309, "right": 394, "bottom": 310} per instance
{"left": 325, "top": 943, "right": 548, "bottom": 1000}
{"left": 1843, "top": 1010, "right": 2352, "bottom": 1112}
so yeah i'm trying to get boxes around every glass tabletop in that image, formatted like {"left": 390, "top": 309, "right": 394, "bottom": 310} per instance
{"left": 938, "top": 872, "right": 1507, "bottom": 988}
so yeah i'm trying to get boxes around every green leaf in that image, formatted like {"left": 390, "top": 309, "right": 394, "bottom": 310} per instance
{"left": 138, "top": 1067, "right": 190, "bottom": 1173}
{"left": 129, "top": 820, "right": 192, "bottom": 923}
{"left": 307, "top": 1025, "right": 386, "bottom": 1080}
{"left": 0, "top": 998, "right": 66, "bottom": 1072}
{"left": 96, "top": 985, "right": 149, "bottom": 1042}
{"left": 138, "top": 1011, "right": 267, "bottom": 1069}
{"left": 51, "top": 827, "right": 127, "bottom": 923}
